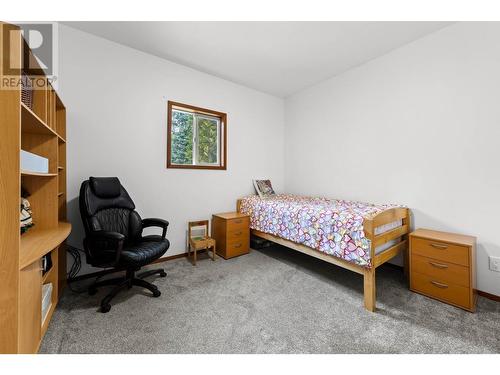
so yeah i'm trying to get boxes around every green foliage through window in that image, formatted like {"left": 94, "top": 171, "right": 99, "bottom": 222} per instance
{"left": 170, "top": 109, "right": 221, "bottom": 166}
{"left": 197, "top": 117, "right": 218, "bottom": 164}
{"left": 171, "top": 110, "right": 193, "bottom": 165}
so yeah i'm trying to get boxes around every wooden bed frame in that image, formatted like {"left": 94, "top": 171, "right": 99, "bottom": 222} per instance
{"left": 236, "top": 199, "right": 410, "bottom": 312}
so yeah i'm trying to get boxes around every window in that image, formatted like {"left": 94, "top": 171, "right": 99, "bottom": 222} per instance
{"left": 167, "top": 101, "right": 227, "bottom": 170}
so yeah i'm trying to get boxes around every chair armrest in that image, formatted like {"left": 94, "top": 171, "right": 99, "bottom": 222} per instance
{"left": 142, "top": 218, "right": 169, "bottom": 239}
{"left": 87, "top": 231, "right": 125, "bottom": 264}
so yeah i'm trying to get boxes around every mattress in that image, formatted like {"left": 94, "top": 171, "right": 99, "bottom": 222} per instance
{"left": 240, "top": 194, "right": 403, "bottom": 267}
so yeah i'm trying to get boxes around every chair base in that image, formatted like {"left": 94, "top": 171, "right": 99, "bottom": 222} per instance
{"left": 89, "top": 268, "right": 166, "bottom": 313}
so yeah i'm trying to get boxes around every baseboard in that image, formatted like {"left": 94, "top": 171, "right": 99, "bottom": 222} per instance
{"left": 477, "top": 289, "right": 500, "bottom": 302}
{"left": 152, "top": 252, "right": 188, "bottom": 264}
{"left": 68, "top": 250, "right": 194, "bottom": 283}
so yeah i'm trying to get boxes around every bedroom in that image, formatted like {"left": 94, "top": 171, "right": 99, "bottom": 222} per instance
{"left": 0, "top": 0, "right": 499, "bottom": 371}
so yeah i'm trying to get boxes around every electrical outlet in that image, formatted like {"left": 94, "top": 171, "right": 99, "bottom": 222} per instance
{"left": 489, "top": 256, "right": 500, "bottom": 272}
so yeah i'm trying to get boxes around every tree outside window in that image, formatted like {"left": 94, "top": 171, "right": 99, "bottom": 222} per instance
{"left": 167, "top": 101, "right": 226, "bottom": 170}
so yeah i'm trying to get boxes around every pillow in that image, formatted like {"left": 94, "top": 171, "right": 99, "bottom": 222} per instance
{"left": 253, "top": 179, "right": 276, "bottom": 198}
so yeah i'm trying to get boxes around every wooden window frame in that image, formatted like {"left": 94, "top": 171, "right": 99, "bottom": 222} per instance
{"left": 167, "top": 101, "right": 227, "bottom": 170}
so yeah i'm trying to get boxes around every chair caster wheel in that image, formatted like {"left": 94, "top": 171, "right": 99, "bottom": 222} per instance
{"left": 88, "top": 287, "right": 97, "bottom": 296}
{"left": 101, "top": 303, "right": 111, "bottom": 313}
{"left": 152, "top": 289, "right": 161, "bottom": 297}
{"left": 159, "top": 270, "right": 167, "bottom": 277}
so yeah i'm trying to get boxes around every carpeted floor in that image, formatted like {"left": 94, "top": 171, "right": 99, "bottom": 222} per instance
{"left": 40, "top": 246, "right": 500, "bottom": 354}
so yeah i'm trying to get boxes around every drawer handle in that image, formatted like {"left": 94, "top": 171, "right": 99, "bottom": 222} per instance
{"left": 430, "top": 243, "right": 448, "bottom": 250}
{"left": 234, "top": 243, "right": 242, "bottom": 248}
{"left": 233, "top": 220, "right": 242, "bottom": 224}
{"left": 430, "top": 280, "right": 449, "bottom": 289}
{"left": 234, "top": 231, "right": 242, "bottom": 236}
{"left": 429, "top": 261, "right": 448, "bottom": 269}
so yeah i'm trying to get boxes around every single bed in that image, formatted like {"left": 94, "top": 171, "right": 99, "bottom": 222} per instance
{"left": 236, "top": 194, "right": 410, "bottom": 312}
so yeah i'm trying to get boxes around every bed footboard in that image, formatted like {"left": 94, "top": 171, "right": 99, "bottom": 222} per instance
{"left": 362, "top": 207, "right": 410, "bottom": 311}
{"left": 363, "top": 207, "right": 410, "bottom": 268}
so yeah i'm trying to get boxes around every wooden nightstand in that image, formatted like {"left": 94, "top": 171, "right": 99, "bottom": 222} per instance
{"left": 211, "top": 212, "right": 250, "bottom": 259}
{"left": 409, "top": 228, "right": 476, "bottom": 312}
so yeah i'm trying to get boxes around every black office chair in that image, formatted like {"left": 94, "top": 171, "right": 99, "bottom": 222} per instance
{"left": 79, "top": 177, "right": 170, "bottom": 313}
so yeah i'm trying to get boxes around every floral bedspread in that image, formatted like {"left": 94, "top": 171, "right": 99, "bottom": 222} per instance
{"left": 239, "top": 194, "right": 400, "bottom": 267}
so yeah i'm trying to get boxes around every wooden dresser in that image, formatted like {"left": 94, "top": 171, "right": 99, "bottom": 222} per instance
{"left": 211, "top": 212, "right": 250, "bottom": 259}
{"left": 409, "top": 228, "right": 476, "bottom": 312}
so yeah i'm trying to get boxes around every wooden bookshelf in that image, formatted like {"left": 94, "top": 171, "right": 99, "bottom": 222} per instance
{"left": 0, "top": 22, "right": 71, "bottom": 354}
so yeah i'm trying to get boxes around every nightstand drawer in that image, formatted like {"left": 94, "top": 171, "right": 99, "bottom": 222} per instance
{"left": 226, "top": 237, "right": 249, "bottom": 257}
{"left": 227, "top": 227, "right": 249, "bottom": 241}
{"left": 411, "top": 272, "right": 470, "bottom": 308}
{"left": 411, "top": 237, "right": 469, "bottom": 266}
{"left": 411, "top": 254, "right": 469, "bottom": 287}
{"left": 226, "top": 217, "right": 249, "bottom": 232}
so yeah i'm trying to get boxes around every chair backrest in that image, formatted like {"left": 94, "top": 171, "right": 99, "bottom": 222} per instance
{"left": 79, "top": 177, "right": 143, "bottom": 242}
{"left": 188, "top": 220, "right": 209, "bottom": 241}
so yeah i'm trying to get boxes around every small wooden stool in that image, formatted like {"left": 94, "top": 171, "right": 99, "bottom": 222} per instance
{"left": 188, "top": 220, "right": 216, "bottom": 266}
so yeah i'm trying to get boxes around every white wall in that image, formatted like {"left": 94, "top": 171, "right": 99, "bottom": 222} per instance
{"left": 59, "top": 22, "right": 500, "bottom": 296}
{"left": 58, "top": 25, "right": 285, "bottom": 274}
{"left": 285, "top": 22, "right": 500, "bottom": 296}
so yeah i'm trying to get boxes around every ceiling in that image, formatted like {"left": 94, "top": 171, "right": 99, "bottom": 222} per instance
{"left": 64, "top": 22, "right": 452, "bottom": 97}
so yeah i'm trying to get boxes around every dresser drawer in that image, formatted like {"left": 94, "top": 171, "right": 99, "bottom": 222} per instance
{"left": 226, "top": 237, "right": 249, "bottom": 258}
{"left": 411, "top": 254, "right": 470, "bottom": 287}
{"left": 227, "top": 227, "right": 249, "bottom": 241}
{"left": 411, "top": 237, "right": 469, "bottom": 266}
{"left": 411, "top": 272, "right": 470, "bottom": 308}
{"left": 226, "top": 217, "right": 249, "bottom": 232}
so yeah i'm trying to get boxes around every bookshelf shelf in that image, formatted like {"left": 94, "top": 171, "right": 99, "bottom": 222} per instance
{"left": 21, "top": 103, "right": 57, "bottom": 137}
{"left": 21, "top": 171, "right": 58, "bottom": 177}
{"left": 19, "top": 222, "right": 71, "bottom": 270}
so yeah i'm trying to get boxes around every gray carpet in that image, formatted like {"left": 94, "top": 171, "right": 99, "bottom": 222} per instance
{"left": 40, "top": 246, "right": 500, "bottom": 354}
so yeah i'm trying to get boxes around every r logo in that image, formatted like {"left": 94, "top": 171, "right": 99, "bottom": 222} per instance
{"left": 2, "top": 23, "right": 54, "bottom": 76}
